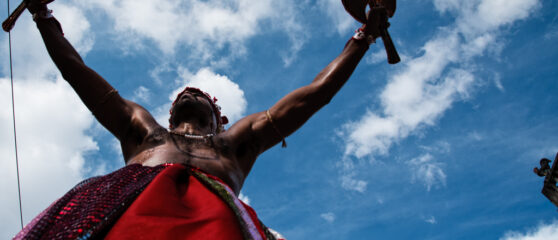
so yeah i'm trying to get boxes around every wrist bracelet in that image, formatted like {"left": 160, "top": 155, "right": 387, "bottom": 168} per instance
{"left": 33, "top": 9, "right": 53, "bottom": 22}
{"left": 352, "top": 28, "right": 375, "bottom": 45}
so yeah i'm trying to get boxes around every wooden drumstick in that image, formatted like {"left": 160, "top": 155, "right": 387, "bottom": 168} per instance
{"left": 2, "top": 1, "right": 28, "bottom": 32}
{"left": 372, "top": 5, "right": 400, "bottom": 64}
{"left": 3, "top": 0, "right": 54, "bottom": 32}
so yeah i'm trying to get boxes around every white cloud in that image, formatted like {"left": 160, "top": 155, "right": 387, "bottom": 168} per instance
{"left": 342, "top": 66, "right": 474, "bottom": 159}
{"left": 132, "top": 86, "right": 152, "bottom": 103}
{"left": 53, "top": 3, "right": 95, "bottom": 55}
{"left": 467, "top": 131, "right": 484, "bottom": 141}
{"left": 341, "top": 172, "right": 368, "bottom": 193}
{"left": 273, "top": 2, "right": 309, "bottom": 67}
{"left": 494, "top": 73, "right": 505, "bottom": 92}
{"left": 81, "top": 0, "right": 306, "bottom": 64}
{"left": 366, "top": 48, "right": 388, "bottom": 65}
{"left": 425, "top": 216, "right": 437, "bottom": 224}
{"left": 318, "top": 0, "right": 356, "bottom": 35}
{"left": 432, "top": 0, "right": 461, "bottom": 14}
{"left": 338, "top": 154, "right": 368, "bottom": 192}
{"left": 337, "top": 0, "right": 540, "bottom": 191}
{"left": 466, "top": 0, "right": 539, "bottom": 35}
{"left": 409, "top": 154, "right": 446, "bottom": 191}
{"left": 420, "top": 141, "right": 451, "bottom": 154}
{"left": 1, "top": 3, "right": 93, "bottom": 80}
{"left": 238, "top": 192, "right": 250, "bottom": 205}
{"left": 320, "top": 212, "right": 336, "bottom": 223}
{"left": 0, "top": 78, "right": 97, "bottom": 239}
{"left": 500, "top": 221, "right": 558, "bottom": 240}
{"left": 176, "top": 67, "right": 247, "bottom": 124}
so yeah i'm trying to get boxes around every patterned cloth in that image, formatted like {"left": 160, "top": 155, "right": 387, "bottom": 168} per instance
{"left": 14, "top": 164, "right": 281, "bottom": 240}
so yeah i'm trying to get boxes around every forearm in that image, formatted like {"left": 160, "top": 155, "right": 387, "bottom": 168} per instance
{"left": 36, "top": 18, "right": 85, "bottom": 72}
{"left": 274, "top": 38, "right": 370, "bottom": 116}
{"left": 311, "top": 38, "right": 369, "bottom": 101}
{"left": 266, "top": 38, "right": 370, "bottom": 139}
{"left": 35, "top": 17, "right": 115, "bottom": 104}
{"left": 229, "top": 37, "right": 373, "bottom": 156}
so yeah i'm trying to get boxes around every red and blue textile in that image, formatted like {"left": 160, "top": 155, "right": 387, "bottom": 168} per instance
{"left": 14, "top": 164, "right": 281, "bottom": 240}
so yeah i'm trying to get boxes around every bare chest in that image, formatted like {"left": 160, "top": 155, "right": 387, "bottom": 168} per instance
{"left": 126, "top": 134, "right": 243, "bottom": 193}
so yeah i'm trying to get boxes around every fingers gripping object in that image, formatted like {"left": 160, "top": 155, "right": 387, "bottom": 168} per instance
{"left": 2, "top": 0, "right": 54, "bottom": 32}
{"left": 342, "top": 0, "right": 400, "bottom": 64}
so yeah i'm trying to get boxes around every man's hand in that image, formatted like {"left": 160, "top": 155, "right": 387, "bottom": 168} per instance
{"left": 2, "top": 0, "right": 52, "bottom": 32}
{"left": 26, "top": 0, "right": 49, "bottom": 14}
{"left": 362, "top": 1, "right": 401, "bottom": 64}
{"left": 361, "top": 8, "right": 384, "bottom": 40}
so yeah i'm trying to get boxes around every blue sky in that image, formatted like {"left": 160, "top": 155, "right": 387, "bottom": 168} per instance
{"left": 1, "top": 0, "right": 558, "bottom": 239}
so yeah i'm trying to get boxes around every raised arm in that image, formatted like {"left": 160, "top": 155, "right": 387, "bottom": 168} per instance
{"left": 224, "top": 26, "right": 379, "bottom": 174}
{"left": 255, "top": 38, "right": 370, "bottom": 149}
{"left": 33, "top": 6, "right": 154, "bottom": 141}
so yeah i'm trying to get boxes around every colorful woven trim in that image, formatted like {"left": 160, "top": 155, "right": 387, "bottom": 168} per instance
{"left": 190, "top": 168, "right": 265, "bottom": 240}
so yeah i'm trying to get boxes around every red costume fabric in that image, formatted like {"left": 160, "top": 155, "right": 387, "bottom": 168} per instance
{"left": 14, "top": 164, "right": 280, "bottom": 240}
{"left": 105, "top": 164, "right": 263, "bottom": 240}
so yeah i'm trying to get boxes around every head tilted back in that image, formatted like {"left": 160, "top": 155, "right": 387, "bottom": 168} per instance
{"left": 169, "top": 87, "right": 229, "bottom": 131}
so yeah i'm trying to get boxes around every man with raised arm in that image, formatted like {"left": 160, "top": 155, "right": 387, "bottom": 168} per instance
{"left": 15, "top": 1, "right": 385, "bottom": 239}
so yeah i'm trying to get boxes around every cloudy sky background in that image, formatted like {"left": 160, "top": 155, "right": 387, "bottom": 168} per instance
{"left": 1, "top": 0, "right": 557, "bottom": 239}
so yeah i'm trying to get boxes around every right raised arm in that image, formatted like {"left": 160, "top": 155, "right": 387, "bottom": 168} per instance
{"left": 35, "top": 16, "right": 150, "bottom": 140}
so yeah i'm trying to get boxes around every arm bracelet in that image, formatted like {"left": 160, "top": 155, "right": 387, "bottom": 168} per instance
{"left": 33, "top": 9, "right": 53, "bottom": 22}
{"left": 352, "top": 28, "right": 376, "bottom": 45}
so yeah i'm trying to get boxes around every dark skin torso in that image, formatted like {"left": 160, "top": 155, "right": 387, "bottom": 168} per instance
{"left": 125, "top": 125, "right": 246, "bottom": 193}
{"left": 35, "top": 15, "right": 377, "bottom": 196}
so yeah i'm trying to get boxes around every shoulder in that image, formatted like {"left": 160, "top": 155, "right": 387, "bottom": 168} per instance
{"left": 120, "top": 103, "right": 167, "bottom": 159}
{"left": 213, "top": 119, "right": 263, "bottom": 175}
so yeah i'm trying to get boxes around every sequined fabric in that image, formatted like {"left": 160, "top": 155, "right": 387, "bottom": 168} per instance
{"left": 14, "top": 164, "right": 167, "bottom": 240}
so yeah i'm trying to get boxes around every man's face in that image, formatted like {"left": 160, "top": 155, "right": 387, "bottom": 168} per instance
{"left": 170, "top": 90, "right": 217, "bottom": 131}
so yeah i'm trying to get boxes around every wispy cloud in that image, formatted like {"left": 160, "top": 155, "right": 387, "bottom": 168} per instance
{"left": 409, "top": 154, "right": 446, "bottom": 191}
{"left": 340, "top": 171, "right": 368, "bottom": 193}
{"left": 318, "top": 0, "right": 355, "bottom": 35}
{"left": 80, "top": 0, "right": 307, "bottom": 65}
{"left": 132, "top": 86, "right": 152, "bottom": 104}
{"left": 320, "top": 212, "right": 336, "bottom": 223}
{"left": 337, "top": 0, "right": 540, "bottom": 191}
{"left": 500, "top": 220, "right": 558, "bottom": 240}
{"left": 493, "top": 73, "right": 505, "bottom": 92}
{"left": 424, "top": 216, "right": 437, "bottom": 224}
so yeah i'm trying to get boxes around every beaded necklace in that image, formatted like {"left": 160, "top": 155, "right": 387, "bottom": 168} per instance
{"left": 169, "top": 130, "right": 214, "bottom": 143}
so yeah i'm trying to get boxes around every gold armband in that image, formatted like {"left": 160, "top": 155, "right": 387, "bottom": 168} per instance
{"left": 266, "top": 110, "right": 287, "bottom": 148}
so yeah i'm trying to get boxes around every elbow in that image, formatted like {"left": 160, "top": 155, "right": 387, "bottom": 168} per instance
{"left": 315, "top": 94, "right": 333, "bottom": 108}
{"left": 303, "top": 83, "right": 333, "bottom": 109}
{"left": 310, "top": 81, "right": 335, "bottom": 105}
{"left": 321, "top": 94, "right": 333, "bottom": 106}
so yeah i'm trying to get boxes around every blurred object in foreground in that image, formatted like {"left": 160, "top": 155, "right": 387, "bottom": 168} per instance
{"left": 534, "top": 152, "right": 558, "bottom": 208}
